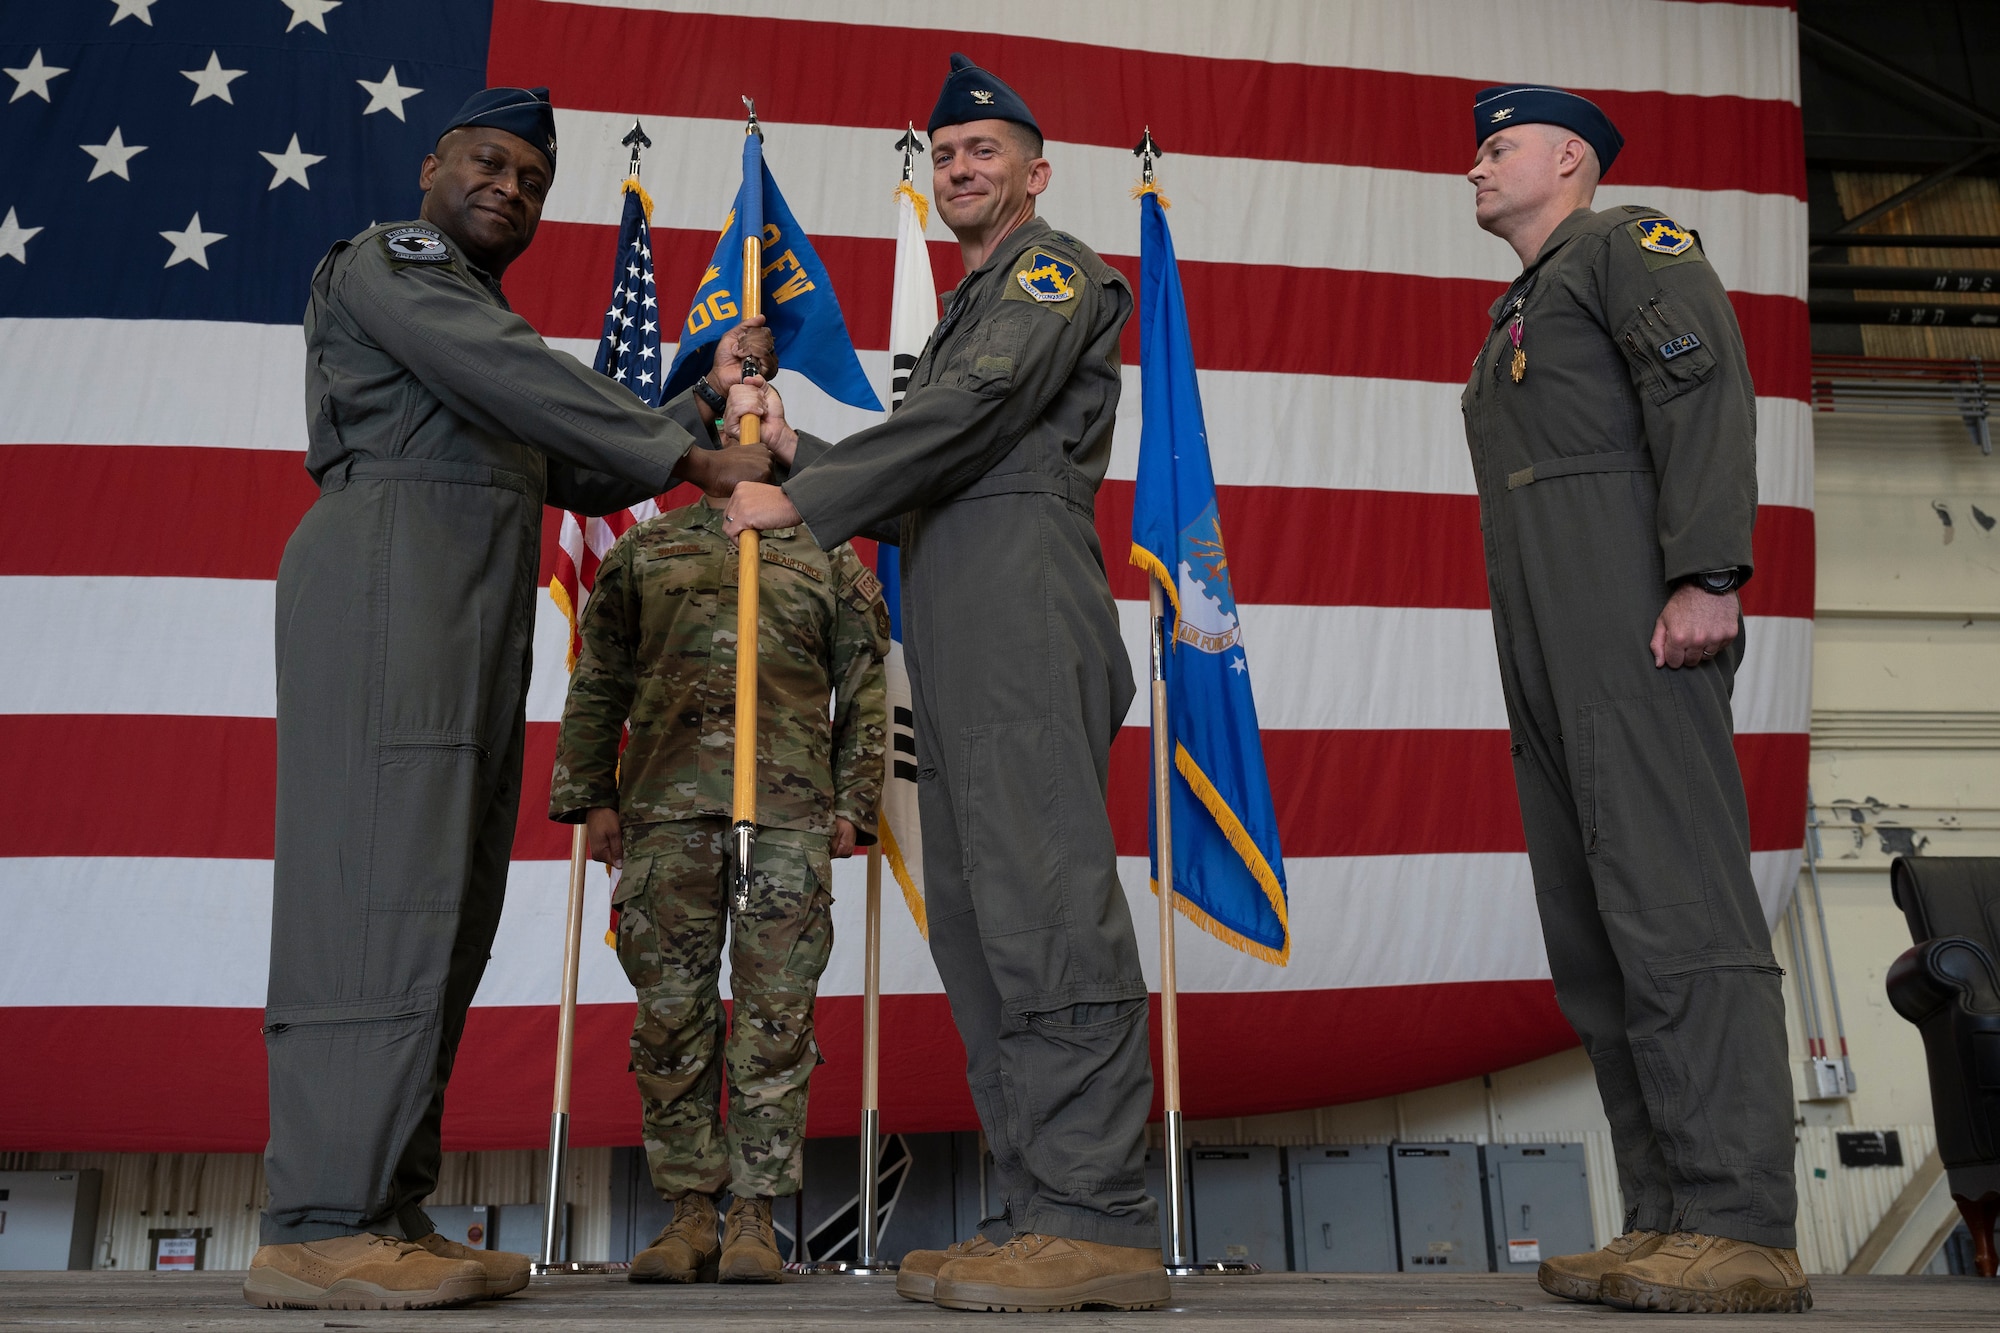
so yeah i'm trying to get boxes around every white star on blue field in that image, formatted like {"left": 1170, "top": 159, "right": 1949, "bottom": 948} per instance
{"left": 0, "top": 0, "right": 491, "bottom": 319}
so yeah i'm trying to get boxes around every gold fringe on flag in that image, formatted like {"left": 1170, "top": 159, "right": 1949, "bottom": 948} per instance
{"left": 622, "top": 173, "right": 655, "bottom": 224}
{"left": 894, "top": 179, "right": 930, "bottom": 233}
{"left": 1129, "top": 542, "right": 1184, "bottom": 642}
{"left": 880, "top": 816, "right": 928, "bottom": 939}
{"left": 1129, "top": 179, "right": 1172, "bottom": 208}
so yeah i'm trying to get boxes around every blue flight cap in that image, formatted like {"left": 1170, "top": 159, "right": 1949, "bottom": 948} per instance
{"left": 1473, "top": 85, "right": 1623, "bottom": 177}
{"left": 439, "top": 86, "right": 558, "bottom": 175}
{"left": 927, "top": 53, "right": 1039, "bottom": 138}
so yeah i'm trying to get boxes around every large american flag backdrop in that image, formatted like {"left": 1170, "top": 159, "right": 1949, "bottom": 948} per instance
{"left": 0, "top": 0, "right": 1810, "bottom": 1153}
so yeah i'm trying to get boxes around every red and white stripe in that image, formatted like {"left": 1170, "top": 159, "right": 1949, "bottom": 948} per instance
{"left": 0, "top": 0, "right": 1810, "bottom": 1153}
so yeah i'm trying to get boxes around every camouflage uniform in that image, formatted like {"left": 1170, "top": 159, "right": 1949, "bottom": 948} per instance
{"left": 551, "top": 498, "right": 888, "bottom": 1198}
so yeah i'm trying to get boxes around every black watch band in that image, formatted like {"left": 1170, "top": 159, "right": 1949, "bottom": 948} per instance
{"left": 691, "top": 376, "right": 725, "bottom": 416}
{"left": 1689, "top": 567, "right": 1746, "bottom": 595}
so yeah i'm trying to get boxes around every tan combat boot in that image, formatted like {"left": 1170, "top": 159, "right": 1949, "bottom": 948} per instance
{"left": 1600, "top": 1231, "right": 1812, "bottom": 1313}
{"left": 629, "top": 1191, "right": 721, "bottom": 1283}
{"left": 894, "top": 1234, "right": 1000, "bottom": 1303}
{"left": 933, "top": 1232, "right": 1170, "bottom": 1312}
{"left": 412, "top": 1231, "right": 531, "bottom": 1298}
{"left": 1536, "top": 1228, "right": 1666, "bottom": 1303}
{"left": 718, "top": 1195, "right": 785, "bottom": 1283}
{"left": 242, "top": 1233, "right": 486, "bottom": 1310}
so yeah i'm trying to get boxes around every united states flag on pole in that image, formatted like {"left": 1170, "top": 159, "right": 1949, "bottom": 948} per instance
{"left": 1, "top": 0, "right": 1812, "bottom": 1153}
{"left": 549, "top": 171, "right": 673, "bottom": 670}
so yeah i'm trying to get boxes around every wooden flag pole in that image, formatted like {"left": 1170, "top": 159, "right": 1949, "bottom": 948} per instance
{"left": 854, "top": 831, "right": 890, "bottom": 1271}
{"left": 536, "top": 823, "right": 592, "bottom": 1270}
{"left": 729, "top": 110, "right": 764, "bottom": 927}
{"left": 1149, "top": 576, "right": 1192, "bottom": 1270}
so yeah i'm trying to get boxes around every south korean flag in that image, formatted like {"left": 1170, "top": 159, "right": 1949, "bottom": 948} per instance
{"left": 876, "top": 174, "right": 938, "bottom": 934}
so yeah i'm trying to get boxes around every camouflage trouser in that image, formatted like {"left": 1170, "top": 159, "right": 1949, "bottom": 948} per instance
{"left": 614, "top": 818, "right": 834, "bottom": 1199}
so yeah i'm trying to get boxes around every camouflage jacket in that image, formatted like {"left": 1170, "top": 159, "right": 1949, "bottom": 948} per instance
{"left": 550, "top": 498, "right": 890, "bottom": 839}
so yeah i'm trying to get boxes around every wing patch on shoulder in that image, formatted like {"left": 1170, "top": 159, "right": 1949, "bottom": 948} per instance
{"left": 383, "top": 226, "right": 452, "bottom": 263}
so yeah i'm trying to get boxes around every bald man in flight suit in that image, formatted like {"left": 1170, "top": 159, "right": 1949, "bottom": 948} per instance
{"left": 1461, "top": 85, "right": 1808, "bottom": 1315}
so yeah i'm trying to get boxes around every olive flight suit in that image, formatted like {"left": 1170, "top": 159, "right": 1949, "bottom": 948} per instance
{"left": 265, "top": 221, "right": 715, "bottom": 1245}
{"left": 1461, "top": 206, "right": 1794, "bottom": 1247}
{"left": 778, "top": 217, "right": 1159, "bottom": 1248}
{"left": 549, "top": 500, "right": 889, "bottom": 1199}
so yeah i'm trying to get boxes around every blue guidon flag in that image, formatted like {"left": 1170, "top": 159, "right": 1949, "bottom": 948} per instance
{"left": 1129, "top": 189, "right": 1290, "bottom": 964}
{"left": 664, "top": 130, "right": 880, "bottom": 411}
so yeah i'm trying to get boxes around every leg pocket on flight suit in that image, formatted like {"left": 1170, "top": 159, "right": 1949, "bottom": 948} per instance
{"left": 263, "top": 989, "right": 444, "bottom": 1223}
{"left": 369, "top": 735, "right": 487, "bottom": 912}
{"left": 958, "top": 720, "right": 1066, "bottom": 934}
{"left": 1635, "top": 950, "right": 1789, "bottom": 1171}
{"left": 1574, "top": 694, "right": 1707, "bottom": 910}
{"left": 611, "top": 854, "right": 662, "bottom": 990}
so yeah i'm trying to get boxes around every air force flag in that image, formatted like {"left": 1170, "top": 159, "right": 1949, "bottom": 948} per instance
{"left": 1129, "top": 190, "right": 1290, "bottom": 964}
{"left": 664, "top": 132, "right": 881, "bottom": 411}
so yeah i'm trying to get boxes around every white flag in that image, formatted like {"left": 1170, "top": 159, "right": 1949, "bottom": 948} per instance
{"left": 878, "top": 177, "right": 937, "bottom": 934}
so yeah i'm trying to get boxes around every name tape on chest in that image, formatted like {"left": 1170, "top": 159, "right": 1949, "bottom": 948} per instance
{"left": 383, "top": 226, "right": 452, "bottom": 264}
{"left": 645, "top": 541, "right": 707, "bottom": 559}
{"left": 1659, "top": 332, "right": 1703, "bottom": 360}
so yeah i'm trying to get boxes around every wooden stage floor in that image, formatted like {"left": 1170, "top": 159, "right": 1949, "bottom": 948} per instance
{"left": 1, "top": 1271, "right": 1993, "bottom": 1330}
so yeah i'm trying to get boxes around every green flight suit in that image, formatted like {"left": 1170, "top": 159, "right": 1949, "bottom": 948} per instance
{"left": 1461, "top": 205, "right": 1794, "bottom": 1247}
{"left": 549, "top": 499, "right": 888, "bottom": 1198}
{"left": 265, "top": 221, "right": 713, "bottom": 1245}
{"left": 778, "top": 217, "right": 1159, "bottom": 1249}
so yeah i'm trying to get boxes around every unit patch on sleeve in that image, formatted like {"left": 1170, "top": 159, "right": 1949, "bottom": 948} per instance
{"left": 1624, "top": 216, "right": 1706, "bottom": 271}
{"left": 1659, "top": 332, "right": 1703, "bottom": 360}
{"left": 1015, "top": 252, "right": 1078, "bottom": 303}
{"left": 383, "top": 226, "right": 452, "bottom": 263}
{"left": 1634, "top": 218, "right": 1694, "bottom": 255}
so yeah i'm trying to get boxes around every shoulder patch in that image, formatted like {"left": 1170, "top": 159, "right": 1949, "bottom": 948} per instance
{"left": 851, "top": 565, "right": 882, "bottom": 605}
{"left": 1016, "top": 251, "right": 1079, "bottom": 303}
{"left": 1003, "top": 250, "right": 1085, "bottom": 319}
{"left": 383, "top": 225, "right": 452, "bottom": 264}
{"left": 1623, "top": 217, "right": 1706, "bottom": 271}
{"left": 1633, "top": 217, "right": 1694, "bottom": 255}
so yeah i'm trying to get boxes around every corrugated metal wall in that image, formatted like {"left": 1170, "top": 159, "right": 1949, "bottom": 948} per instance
{"left": 0, "top": 1148, "right": 612, "bottom": 1272}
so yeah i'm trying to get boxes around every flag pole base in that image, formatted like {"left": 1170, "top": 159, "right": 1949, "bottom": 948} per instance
{"left": 1161, "top": 1108, "right": 1192, "bottom": 1269}
{"left": 531, "top": 1261, "right": 628, "bottom": 1277}
{"left": 1167, "top": 1259, "right": 1264, "bottom": 1276}
{"left": 539, "top": 1109, "right": 569, "bottom": 1268}
{"left": 784, "top": 1260, "right": 857, "bottom": 1275}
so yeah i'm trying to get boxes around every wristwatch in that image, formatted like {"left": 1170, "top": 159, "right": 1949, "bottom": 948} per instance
{"left": 1686, "top": 567, "right": 1748, "bottom": 595}
{"left": 691, "top": 375, "right": 726, "bottom": 417}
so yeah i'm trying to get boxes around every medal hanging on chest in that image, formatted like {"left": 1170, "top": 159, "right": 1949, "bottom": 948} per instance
{"left": 1508, "top": 313, "right": 1526, "bottom": 384}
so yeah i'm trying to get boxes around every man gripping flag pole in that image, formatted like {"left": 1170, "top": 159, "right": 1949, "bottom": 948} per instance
{"left": 1128, "top": 130, "right": 1289, "bottom": 1274}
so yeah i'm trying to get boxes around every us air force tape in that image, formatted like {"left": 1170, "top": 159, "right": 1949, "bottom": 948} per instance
{"left": 384, "top": 226, "right": 452, "bottom": 263}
